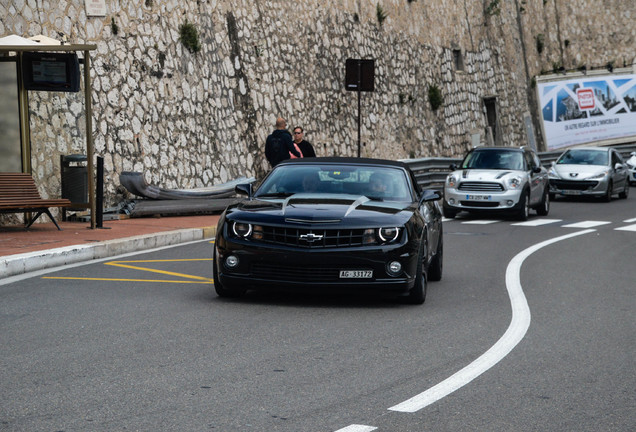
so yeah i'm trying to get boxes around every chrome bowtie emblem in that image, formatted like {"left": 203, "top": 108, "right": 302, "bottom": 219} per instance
{"left": 569, "top": 173, "right": 579, "bottom": 177}
{"left": 299, "top": 233, "right": 323, "bottom": 243}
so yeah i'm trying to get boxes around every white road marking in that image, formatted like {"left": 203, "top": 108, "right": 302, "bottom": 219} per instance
{"left": 615, "top": 224, "right": 636, "bottom": 232}
{"left": 334, "top": 425, "right": 377, "bottom": 432}
{"left": 511, "top": 219, "right": 562, "bottom": 226}
{"left": 623, "top": 218, "right": 636, "bottom": 223}
{"left": 461, "top": 219, "right": 500, "bottom": 224}
{"left": 562, "top": 221, "right": 611, "bottom": 228}
{"left": 388, "top": 229, "right": 596, "bottom": 413}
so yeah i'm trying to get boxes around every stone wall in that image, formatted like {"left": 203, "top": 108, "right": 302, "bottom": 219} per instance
{"left": 1, "top": 0, "right": 635, "bottom": 210}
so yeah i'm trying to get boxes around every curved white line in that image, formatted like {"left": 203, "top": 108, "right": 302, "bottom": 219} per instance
{"left": 389, "top": 229, "right": 596, "bottom": 413}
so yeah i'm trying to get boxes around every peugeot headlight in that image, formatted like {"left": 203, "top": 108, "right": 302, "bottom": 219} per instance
{"left": 548, "top": 167, "right": 559, "bottom": 178}
{"left": 588, "top": 170, "right": 609, "bottom": 180}
{"left": 446, "top": 174, "right": 457, "bottom": 188}
{"left": 231, "top": 221, "right": 252, "bottom": 238}
{"left": 507, "top": 176, "right": 522, "bottom": 189}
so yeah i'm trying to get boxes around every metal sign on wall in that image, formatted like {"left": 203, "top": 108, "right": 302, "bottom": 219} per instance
{"left": 85, "top": 0, "right": 106, "bottom": 17}
{"left": 537, "top": 72, "right": 636, "bottom": 150}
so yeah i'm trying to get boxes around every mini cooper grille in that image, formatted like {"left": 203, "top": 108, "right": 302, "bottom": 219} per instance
{"left": 460, "top": 201, "right": 500, "bottom": 208}
{"left": 551, "top": 179, "right": 598, "bottom": 190}
{"left": 255, "top": 226, "right": 369, "bottom": 248}
{"left": 458, "top": 182, "right": 504, "bottom": 192}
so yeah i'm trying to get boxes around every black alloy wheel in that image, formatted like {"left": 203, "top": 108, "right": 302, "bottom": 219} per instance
{"left": 404, "top": 239, "right": 427, "bottom": 305}
{"left": 536, "top": 187, "right": 550, "bottom": 216}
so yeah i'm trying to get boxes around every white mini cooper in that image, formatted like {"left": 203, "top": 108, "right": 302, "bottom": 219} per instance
{"left": 443, "top": 146, "right": 550, "bottom": 220}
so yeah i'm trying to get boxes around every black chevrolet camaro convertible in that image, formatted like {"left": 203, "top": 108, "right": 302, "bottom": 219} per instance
{"left": 213, "top": 157, "right": 443, "bottom": 304}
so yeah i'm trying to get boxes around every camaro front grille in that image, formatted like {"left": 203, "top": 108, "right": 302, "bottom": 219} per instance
{"left": 254, "top": 226, "right": 369, "bottom": 248}
{"left": 550, "top": 179, "right": 598, "bottom": 190}
{"left": 251, "top": 263, "right": 346, "bottom": 281}
{"left": 458, "top": 182, "right": 504, "bottom": 192}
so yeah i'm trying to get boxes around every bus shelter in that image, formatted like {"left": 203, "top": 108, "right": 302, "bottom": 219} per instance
{"left": 0, "top": 35, "right": 98, "bottom": 228}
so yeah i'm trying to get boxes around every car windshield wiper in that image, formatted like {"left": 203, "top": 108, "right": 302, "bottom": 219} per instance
{"left": 255, "top": 192, "right": 295, "bottom": 198}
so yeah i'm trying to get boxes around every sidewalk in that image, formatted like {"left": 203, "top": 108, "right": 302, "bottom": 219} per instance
{"left": 0, "top": 214, "right": 220, "bottom": 279}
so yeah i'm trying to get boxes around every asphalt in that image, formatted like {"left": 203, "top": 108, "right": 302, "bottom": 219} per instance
{"left": 0, "top": 214, "right": 220, "bottom": 279}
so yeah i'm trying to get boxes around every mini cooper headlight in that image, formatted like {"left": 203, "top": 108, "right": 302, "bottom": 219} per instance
{"left": 447, "top": 174, "right": 457, "bottom": 188}
{"left": 232, "top": 222, "right": 252, "bottom": 238}
{"left": 507, "top": 176, "right": 522, "bottom": 189}
{"left": 378, "top": 227, "right": 400, "bottom": 243}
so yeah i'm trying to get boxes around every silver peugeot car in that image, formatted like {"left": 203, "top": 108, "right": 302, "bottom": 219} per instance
{"left": 443, "top": 146, "right": 550, "bottom": 220}
{"left": 548, "top": 146, "right": 630, "bottom": 201}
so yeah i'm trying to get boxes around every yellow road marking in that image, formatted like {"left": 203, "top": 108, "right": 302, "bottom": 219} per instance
{"left": 42, "top": 258, "right": 215, "bottom": 284}
{"left": 43, "top": 276, "right": 213, "bottom": 284}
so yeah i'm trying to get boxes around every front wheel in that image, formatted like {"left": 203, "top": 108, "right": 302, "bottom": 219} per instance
{"left": 443, "top": 203, "right": 458, "bottom": 219}
{"left": 536, "top": 187, "right": 550, "bottom": 216}
{"left": 603, "top": 181, "right": 613, "bottom": 202}
{"left": 514, "top": 190, "right": 529, "bottom": 221}
{"left": 427, "top": 231, "right": 443, "bottom": 282}
{"left": 404, "top": 241, "right": 427, "bottom": 305}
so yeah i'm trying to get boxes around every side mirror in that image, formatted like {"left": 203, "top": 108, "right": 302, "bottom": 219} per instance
{"left": 419, "top": 189, "right": 442, "bottom": 204}
{"left": 235, "top": 183, "right": 253, "bottom": 199}
{"left": 449, "top": 163, "right": 458, "bottom": 171}
{"left": 532, "top": 166, "right": 542, "bottom": 174}
{"left": 614, "top": 163, "right": 624, "bottom": 171}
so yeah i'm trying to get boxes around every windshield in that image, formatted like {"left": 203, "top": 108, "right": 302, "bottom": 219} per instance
{"left": 556, "top": 149, "right": 608, "bottom": 166}
{"left": 461, "top": 150, "right": 524, "bottom": 170}
{"left": 255, "top": 164, "right": 414, "bottom": 201}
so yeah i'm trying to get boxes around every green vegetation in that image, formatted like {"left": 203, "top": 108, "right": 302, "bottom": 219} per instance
{"left": 376, "top": 3, "right": 388, "bottom": 27}
{"left": 110, "top": 18, "right": 119, "bottom": 36}
{"left": 485, "top": 0, "right": 501, "bottom": 16}
{"left": 428, "top": 84, "right": 443, "bottom": 111}
{"left": 536, "top": 33, "right": 545, "bottom": 54}
{"left": 179, "top": 20, "right": 201, "bottom": 53}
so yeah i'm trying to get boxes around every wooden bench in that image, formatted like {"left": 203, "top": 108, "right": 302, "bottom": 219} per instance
{"left": 0, "top": 173, "right": 72, "bottom": 230}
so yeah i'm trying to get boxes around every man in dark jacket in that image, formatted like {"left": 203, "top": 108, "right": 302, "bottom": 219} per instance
{"left": 292, "top": 126, "right": 316, "bottom": 158}
{"left": 265, "top": 117, "right": 301, "bottom": 167}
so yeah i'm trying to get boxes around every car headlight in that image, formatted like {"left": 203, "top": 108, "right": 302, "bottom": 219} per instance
{"left": 548, "top": 167, "right": 559, "bottom": 178}
{"left": 588, "top": 170, "right": 609, "bottom": 180}
{"left": 362, "top": 227, "right": 401, "bottom": 244}
{"left": 446, "top": 174, "right": 457, "bottom": 188}
{"left": 232, "top": 221, "right": 252, "bottom": 238}
{"left": 507, "top": 176, "right": 522, "bottom": 189}
{"left": 378, "top": 227, "right": 400, "bottom": 243}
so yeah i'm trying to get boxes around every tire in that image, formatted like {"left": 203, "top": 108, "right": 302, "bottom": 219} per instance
{"left": 619, "top": 182, "right": 629, "bottom": 199}
{"left": 514, "top": 189, "right": 529, "bottom": 221}
{"left": 536, "top": 187, "right": 550, "bottom": 216}
{"left": 404, "top": 240, "right": 427, "bottom": 305}
{"left": 603, "top": 181, "right": 613, "bottom": 202}
{"left": 427, "top": 231, "right": 443, "bottom": 282}
{"left": 213, "top": 247, "right": 246, "bottom": 298}
{"left": 443, "top": 204, "right": 457, "bottom": 219}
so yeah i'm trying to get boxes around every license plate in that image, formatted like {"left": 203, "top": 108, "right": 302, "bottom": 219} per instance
{"left": 561, "top": 190, "right": 581, "bottom": 195}
{"left": 339, "top": 270, "right": 373, "bottom": 279}
{"left": 465, "top": 194, "right": 492, "bottom": 201}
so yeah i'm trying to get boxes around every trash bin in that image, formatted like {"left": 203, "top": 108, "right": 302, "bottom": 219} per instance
{"left": 61, "top": 154, "right": 88, "bottom": 204}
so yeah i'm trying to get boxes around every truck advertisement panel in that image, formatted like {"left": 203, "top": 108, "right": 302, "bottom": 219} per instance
{"left": 537, "top": 73, "right": 636, "bottom": 150}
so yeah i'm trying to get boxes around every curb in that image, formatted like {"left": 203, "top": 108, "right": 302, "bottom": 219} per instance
{"left": 1, "top": 226, "right": 217, "bottom": 278}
